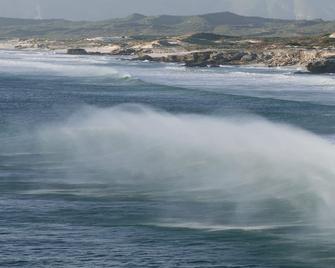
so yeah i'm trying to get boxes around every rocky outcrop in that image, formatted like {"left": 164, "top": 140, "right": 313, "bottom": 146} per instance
{"left": 134, "top": 48, "right": 335, "bottom": 72}
{"left": 135, "top": 50, "right": 253, "bottom": 67}
{"left": 67, "top": 48, "right": 136, "bottom": 56}
{"left": 136, "top": 55, "right": 155, "bottom": 61}
{"left": 184, "top": 51, "right": 213, "bottom": 67}
{"left": 307, "top": 57, "right": 335, "bottom": 73}
{"left": 67, "top": 48, "right": 88, "bottom": 55}
{"left": 111, "top": 48, "right": 138, "bottom": 56}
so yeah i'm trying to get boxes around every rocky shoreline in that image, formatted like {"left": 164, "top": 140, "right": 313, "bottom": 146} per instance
{"left": 70, "top": 46, "right": 335, "bottom": 74}
{"left": 64, "top": 34, "right": 335, "bottom": 73}
{"left": 134, "top": 49, "right": 331, "bottom": 69}
{"left": 2, "top": 33, "right": 335, "bottom": 73}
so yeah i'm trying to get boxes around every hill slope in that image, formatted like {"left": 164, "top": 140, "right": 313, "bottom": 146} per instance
{"left": 0, "top": 12, "right": 334, "bottom": 39}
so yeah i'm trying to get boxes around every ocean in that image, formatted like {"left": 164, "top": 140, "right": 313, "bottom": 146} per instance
{"left": 1, "top": 50, "right": 335, "bottom": 267}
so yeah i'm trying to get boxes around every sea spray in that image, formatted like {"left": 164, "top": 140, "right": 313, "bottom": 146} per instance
{"left": 33, "top": 104, "right": 335, "bottom": 226}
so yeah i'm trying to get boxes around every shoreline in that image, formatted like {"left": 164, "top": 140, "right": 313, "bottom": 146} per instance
{"left": 1, "top": 35, "right": 335, "bottom": 73}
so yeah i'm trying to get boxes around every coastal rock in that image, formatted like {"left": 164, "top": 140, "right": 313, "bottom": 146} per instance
{"left": 184, "top": 51, "right": 213, "bottom": 67}
{"left": 67, "top": 48, "right": 88, "bottom": 55}
{"left": 164, "top": 54, "right": 184, "bottom": 62}
{"left": 227, "top": 51, "right": 246, "bottom": 61}
{"left": 182, "top": 51, "right": 247, "bottom": 67}
{"left": 132, "top": 47, "right": 335, "bottom": 70}
{"left": 135, "top": 50, "right": 259, "bottom": 67}
{"left": 207, "top": 51, "right": 247, "bottom": 66}
{"left": 240, "top": 53, "right": 257, "bottom": 62}
{"left": 209, "top": 52, "right": 229, "bottom": 65}
{"left": 307, "top": 57, "right": 335, "bottom": 73}
{"left": 111, "top": 48, "right": 137, "bottom": 55}
{"left": 136, "top": 55, "right": 154, "bottom": 61}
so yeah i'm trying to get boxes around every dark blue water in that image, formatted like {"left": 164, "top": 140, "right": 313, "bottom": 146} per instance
{"left": 1, "top": 51, "right": 335, "bottom": 267}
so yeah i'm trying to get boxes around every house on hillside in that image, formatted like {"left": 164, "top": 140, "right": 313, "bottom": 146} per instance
{"left": 330, "top": 33, "right": 335, "bottom": 38}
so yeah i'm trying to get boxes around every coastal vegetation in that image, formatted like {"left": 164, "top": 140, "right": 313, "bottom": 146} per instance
{"left": 0, "top": 12, "right": 335, "bottom": 39}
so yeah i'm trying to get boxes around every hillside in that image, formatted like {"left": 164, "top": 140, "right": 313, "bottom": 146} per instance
{"left": 0, "top": 12, "right": 334, "bottom": 39}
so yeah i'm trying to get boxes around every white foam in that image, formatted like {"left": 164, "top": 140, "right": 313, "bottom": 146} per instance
{"left": 149, "top": 222, "right": 298, "bottom": 232}
{"left": 109, "top": 60, "right": 335, "bottom": 105}
{"left": 125, "top": 65, "right": 335, "bottom": 91}
{"left": 0, "top": 50, "right": 130, "bottom": 78}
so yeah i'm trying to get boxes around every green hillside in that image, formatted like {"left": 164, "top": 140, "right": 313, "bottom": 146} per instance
{"left": 0, "top": 12, "right": 334, "bottom": 39}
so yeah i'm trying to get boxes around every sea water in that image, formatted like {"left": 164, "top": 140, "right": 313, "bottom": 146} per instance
{"left": 1, "top": 50, "right": 335, "bottom": 267}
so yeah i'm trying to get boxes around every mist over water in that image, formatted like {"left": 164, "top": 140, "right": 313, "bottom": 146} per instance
{"left": 30, "top": 104, "right": 335, "bottom": 227}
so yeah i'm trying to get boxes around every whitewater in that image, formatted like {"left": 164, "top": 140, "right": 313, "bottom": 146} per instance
{"left": 1, "top": 50, "right": 335, "bottom": 267}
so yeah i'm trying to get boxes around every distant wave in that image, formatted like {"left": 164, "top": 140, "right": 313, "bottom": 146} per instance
{"left": 0, "top": 59, "right": 131, "bottom": 79}
{"left": 0, "top": 51, "right": 131, "bottom": 79}
{"left": 123, "top": 62, "right": 335, "bottom": 99}
{"left": 146, "top": 222, "right": 301, "bottom": 232}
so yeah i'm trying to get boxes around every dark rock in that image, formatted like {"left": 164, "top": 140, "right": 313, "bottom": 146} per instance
{"left": 111, "top": 48, "right": 137, "bottom": 55}
{"left": 162, "top": 54, "right": 183, "bottom": 62}
{"left": 208, "top": 51, "right": 248, "bottom": 65}
{"left": 67, "top": 48, "right": 88, "bottom": 55}
{"left": 229, "top": 51, "right": 246, "bottom": 61}
{"left": 136, "top": 55, "right": 154, "bottom": 61}
{"left": 184, "top": 51, "right": 213, "bottom": 67}
{"left": 37, "top": 43, "right": 49, "bottom": 49}
{"left": 307, "top": 57, "right": 335, "bottom": 74}
{"left": 209, "top": 52, "right": 229, "bottom": 65}
{"left": 261, "top": 53, "right": 274, "bottom": 61}
{"left": 241, "top": 53, "right": 257, "bottom": 62}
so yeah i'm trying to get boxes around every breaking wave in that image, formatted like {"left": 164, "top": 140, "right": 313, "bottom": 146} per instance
{"left": 0, "top": 51, "right": 130, "bottom": 78}
{"left": 146, "top": 222, "right": 300, "bottom": 232}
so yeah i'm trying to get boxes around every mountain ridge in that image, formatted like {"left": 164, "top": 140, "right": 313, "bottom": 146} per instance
{"left": 1, "top": 0, "right": 335, "bottom": 21}
{"left": 0, "top": 11, "right": 333, "bottom": 39}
